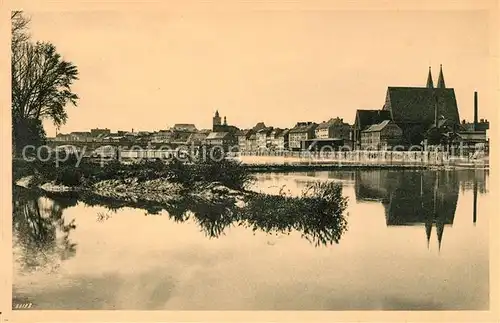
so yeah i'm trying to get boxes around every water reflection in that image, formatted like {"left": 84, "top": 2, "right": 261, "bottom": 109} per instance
{"left": 353, "top": 170, "right": 487, "bottom": 250}
{"left": 78, "top": 183, "right": 349, "bottom": 245}
{"left": 12, "top": 170, "right": 490, "bottom": 310}
{"left": 12, "top": 186, "right": 78, "bottom": 272}
{"left": 12, "top": 181, "right": 349, "bottom": 271}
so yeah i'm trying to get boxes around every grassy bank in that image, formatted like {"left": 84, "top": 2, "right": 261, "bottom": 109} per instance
{"left": 13, "top": 154, "right": 255, "bottom": 192}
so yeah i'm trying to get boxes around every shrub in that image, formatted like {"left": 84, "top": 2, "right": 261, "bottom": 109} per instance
{"left": 193, "top": 158, "right": 254, "bottom": 190}
{"left": 54, "top": 166, "right": 83, "bottom": 186}
{"left": 12, "top": 159, "right": 35, "bottom": 182}
{"left": 163, "top": 158, "right": 195, "bottom": 186}
{"left": 241, "top": 181, "right": 349, "bottom": 246}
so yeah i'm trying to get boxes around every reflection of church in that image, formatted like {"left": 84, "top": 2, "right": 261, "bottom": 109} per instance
{"left": 354, "top": 170, "right": 471, "bottom": 250}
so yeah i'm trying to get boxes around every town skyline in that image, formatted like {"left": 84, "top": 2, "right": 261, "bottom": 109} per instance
{"left": 10, "top": 2, "right": 494, "bottom": 314}
{"left": 25, "top": 6, "right": 494, "bottom": 137}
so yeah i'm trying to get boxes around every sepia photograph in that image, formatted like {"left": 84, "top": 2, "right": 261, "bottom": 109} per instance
{"left": 2, "top": 0, "right": 499, "bottom": 321}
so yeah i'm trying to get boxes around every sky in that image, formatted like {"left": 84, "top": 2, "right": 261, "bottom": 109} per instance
{"left": 24, "top": 3, "right": 496, "bottom": 137}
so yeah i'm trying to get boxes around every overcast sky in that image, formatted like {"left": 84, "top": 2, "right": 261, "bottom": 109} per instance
{"left": 25, "top": 2, "right": 496, "bottom": 136}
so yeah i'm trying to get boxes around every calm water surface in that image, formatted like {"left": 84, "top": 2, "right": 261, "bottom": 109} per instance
{"left": 12, "top": 169, "right": 490, "bottom": 310}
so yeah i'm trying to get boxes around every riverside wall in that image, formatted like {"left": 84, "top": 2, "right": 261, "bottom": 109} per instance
{"left": 230, "top": 150, "right": 489, "bottom": 169}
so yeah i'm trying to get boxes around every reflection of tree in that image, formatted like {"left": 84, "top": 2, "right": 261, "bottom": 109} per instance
{"left": 174, "top": 196, "right": 238, "bottom": 239}
{"left": 80, "top": 182, "right": 350, "bottom": 247}
{"left": 240, "top": 183, "right": 348, "bottom": 246}
{"left": 12, "top": 186, "right": 77, "bottom": 272}
{"left": 14, "top": 179, "right": 349, "bottom": 261}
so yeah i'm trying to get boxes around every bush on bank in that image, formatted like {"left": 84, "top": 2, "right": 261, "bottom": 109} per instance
{"left": 13, "top": 153, "right": 255, "bottom": 190}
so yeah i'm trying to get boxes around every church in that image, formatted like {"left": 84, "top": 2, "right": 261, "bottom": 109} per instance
{"left": 211, "top": 110, "right": 239, "bottom": 133}
{"left": 353, "top": 65, "right": 461, "bottom": 149}
{"left": 204, "top": 110, "right": 239, "bottom": 151}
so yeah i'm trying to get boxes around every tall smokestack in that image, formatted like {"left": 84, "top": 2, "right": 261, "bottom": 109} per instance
{"left": 474, "top": 91, "right": 478, "bottom": 131}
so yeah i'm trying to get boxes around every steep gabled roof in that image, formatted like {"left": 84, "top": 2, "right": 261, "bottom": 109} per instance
{"left": 362, "top": 120, "right": 395, "bottom": 133}
{"left": 316, "top": 117, "right": 346, "bottom": 130}
{"left": 172, "top": 131, "right": 191, "bottom": 141}
{"left": 270, "top": 128, "right": 284, "bottom": 137}
{"left": 173, "top": 124, "right": 197, "bottom": 131}
{"left": 206, "top": 132, "right": 229, "bottom": 140}
{"left": 236, "top": 129, "right": 255, "bottom": 139}
{"left": 252, "top": 122, "right": 266, "bottom": 132}
{"left": 187, "top": 132, "right": 208, "bottom": 143}
{"left": 383, "top": 87, "right": 460, "bottom": 126}
{"left": 289, "top": 122, "right": 318, "bottom": 133}
{"left": 355, "top": 110, "right": 392, "bottom": 131}
{"left": 257, "top": 127, "right": 274, "bottom": 135}
{"left": 236, "top": 129, "right": 251, "bottom": 136}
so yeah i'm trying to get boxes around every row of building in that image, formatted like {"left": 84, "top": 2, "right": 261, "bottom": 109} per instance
{"left": 53, "top": 124, "right": 211, "bottom": 147}
{"left": 52, "top": 65, "right": 490, "bottom": 152}
{"left": 233, "top": 118, "right": 352, "bottom": 152}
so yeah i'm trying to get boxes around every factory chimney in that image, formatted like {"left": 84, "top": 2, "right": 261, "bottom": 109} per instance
{"left": 474, "top": 91, "right": 478, "bottom": 131}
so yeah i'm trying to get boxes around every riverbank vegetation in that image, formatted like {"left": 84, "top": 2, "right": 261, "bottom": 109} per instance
{"left": 13, "top": 151, "right": 255, "bottom": 192}
{"left": 14, "top": 176, "right": 349, "bottom": 274}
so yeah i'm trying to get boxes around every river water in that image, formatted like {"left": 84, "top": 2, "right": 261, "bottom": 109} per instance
{"left": 12, "top": 169, "right": 490, "bottom": 310}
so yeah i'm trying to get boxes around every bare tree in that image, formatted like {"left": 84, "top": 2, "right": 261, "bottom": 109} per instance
{"left": 11, "top": 11, "right": 31, "bottom": 49}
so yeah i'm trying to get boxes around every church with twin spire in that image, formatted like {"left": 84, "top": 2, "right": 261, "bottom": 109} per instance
{"left": 426, "top": 64, "right": 446, "bottom": 89}
{"left": 353, "top": 64, "right": 461, "bottom": 149}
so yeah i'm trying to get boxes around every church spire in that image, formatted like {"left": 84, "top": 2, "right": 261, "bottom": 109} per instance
{"left": 425, "top": 221, "right": 432, "bottom": 249}
{"left": 426, "top": 66, "right": 434, "bottom": 88}
{"left": 437, "top": 64, "right": 446, "bottom": 88}
{"left": 436, "top": 222, "right": 444, "bottom": 252}
{"left": 213, "top": 110, "right": 222, "bottom": 128}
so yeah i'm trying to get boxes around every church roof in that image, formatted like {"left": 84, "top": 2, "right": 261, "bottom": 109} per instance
{"left": 383, "top": 87, "right": 460, "bottom": 126}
